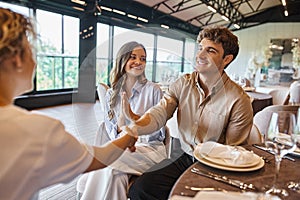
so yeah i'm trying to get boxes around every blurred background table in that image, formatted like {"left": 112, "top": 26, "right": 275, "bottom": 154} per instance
{"left": 246, "top": 92, "right": 273, "bottom": 115}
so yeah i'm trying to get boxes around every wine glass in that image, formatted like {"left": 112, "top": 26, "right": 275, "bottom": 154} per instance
{"left": 265, "top": 111, "right": 297, "bottom": 197}
{"left": 287, "top": 107, "right": 300, "bottom": 192}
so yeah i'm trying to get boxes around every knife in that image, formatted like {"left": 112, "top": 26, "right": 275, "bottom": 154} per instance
{"left": 253, "top": 144, "right": 295, "bottom": 162}
{"left": 191, "top": 167, "right": 258, "bottom": 191}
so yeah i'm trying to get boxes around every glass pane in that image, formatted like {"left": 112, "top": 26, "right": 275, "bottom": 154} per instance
{"left": 114, "top": 27, "right": 154, "bottom": 57}
{"left": 96, "top": 59, "right": 109, "bottom": 84}
{"left": 64, "top": 57, "right": 79, "bottom": 88}
{"left": 64, "top": 16, "right": 79, "bottom": 56}
{"left": 184, "top": 39, "right": 196, "bottom": 73}
{"left": 96, "top": 23, "right": 110, "bottom": 85}
{"left": 36, "top": 56, "right": 62, "bottom": 90}
{"left": 36, "top": 10, "right": 62, "bottom": 54}
{"left": 145, "top": 61, "right": 153, "bottom": 81}
{"left": 97, "top": 23, "right": 110, "bottom": 58}
{"left": 156, "top": 36, "right": 183, "bottom": 83}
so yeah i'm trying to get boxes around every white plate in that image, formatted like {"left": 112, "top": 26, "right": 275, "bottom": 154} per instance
{"left": 199, "top": 152, "right": 261, "bottom": 168}
{"left": 194, "top": 151, "right": 265, "bottom": 172}
{"left": 289, "top": 147, "right": 300, "bottom": 157}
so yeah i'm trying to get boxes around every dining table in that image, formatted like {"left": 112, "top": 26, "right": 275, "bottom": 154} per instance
{"left": 168, "top": 144, "right": 300, "bottom": 200}
{"left": 246, "top": 91, "right": 273, "bottom": 115}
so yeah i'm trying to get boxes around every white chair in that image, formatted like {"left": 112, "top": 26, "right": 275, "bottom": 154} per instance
{"left": 268, "top": 89, "right": 290, "bottom": 105}
{"left": 97, "top": 83, "right": 109, "bottom": 111}
{"left": 289, "top": 81, "right": 300, "bottom": 105}
{"left": 254, "top": 105, "right": 299, "bottom": 136}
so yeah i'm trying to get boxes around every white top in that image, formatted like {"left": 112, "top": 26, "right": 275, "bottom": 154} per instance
{"left": 0, "top": 105, "right": 93, "bottom": 200}
{"left": 104, "top": 80, "right": 165, "bottom": 144}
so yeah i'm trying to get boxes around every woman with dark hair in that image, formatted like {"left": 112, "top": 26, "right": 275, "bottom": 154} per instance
{"left": 80, "top": 41, "right": 167, "bottom": 200}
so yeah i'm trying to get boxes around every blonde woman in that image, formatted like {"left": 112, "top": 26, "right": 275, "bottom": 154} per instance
{"left": 0, "top": 8, "right": 136, "bottom": 200}
{"left": 81, "top": 41, "right": 167, "bottom": 200}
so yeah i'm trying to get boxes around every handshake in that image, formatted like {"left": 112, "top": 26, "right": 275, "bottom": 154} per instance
{"left": 121, "top": 126, "right": 138, "bottom": 152}
{"left": 119, "top": 92, "right": 157, "bottom": 152}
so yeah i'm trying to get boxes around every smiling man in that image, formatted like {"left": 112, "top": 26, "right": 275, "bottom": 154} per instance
{"left": 126, "top": 26, "right": 253, "bottom": 200}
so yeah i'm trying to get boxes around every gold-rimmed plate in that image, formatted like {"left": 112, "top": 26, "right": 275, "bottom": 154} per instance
{"left": 194, "top": 151, "right": 265, "bottom": 172}
{"left": 198, "top": 152, "right": 261, "bottom": 168}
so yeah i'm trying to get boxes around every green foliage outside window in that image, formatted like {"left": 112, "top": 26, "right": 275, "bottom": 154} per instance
{"left": 36, "top": 41, "right": 79, "bottom": 91}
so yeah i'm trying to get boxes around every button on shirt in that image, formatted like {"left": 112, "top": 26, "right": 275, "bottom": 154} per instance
{"left": 144, "top": 72, "right": 253, "bottom": 156}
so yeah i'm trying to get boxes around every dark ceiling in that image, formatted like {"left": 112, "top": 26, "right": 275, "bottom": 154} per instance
{"left": 2, "top": 0, "right": 300, "bottom": 36}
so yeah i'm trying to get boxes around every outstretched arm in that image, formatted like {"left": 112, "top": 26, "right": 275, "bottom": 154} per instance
{"left": 124, "top": 94, "right": 178, "bottom": 136}
{"left": 84, "top": 128, "right": 137, "bottom": 173}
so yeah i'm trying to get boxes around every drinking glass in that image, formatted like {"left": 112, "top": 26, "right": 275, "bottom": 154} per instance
{"left": 287, "top": 107, "right": 300, "bottom": 192}
{"left": 265, "top": 111, "right": 297, "bottom": 197}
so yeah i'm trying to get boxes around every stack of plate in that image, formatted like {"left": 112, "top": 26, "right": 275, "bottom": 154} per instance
{"left": 193, "top": 143, "right": 265, "bottom": 172}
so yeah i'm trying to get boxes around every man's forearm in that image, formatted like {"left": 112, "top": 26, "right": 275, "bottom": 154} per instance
{"left": 128, "top": 113, "right": 160, "bottom": 136}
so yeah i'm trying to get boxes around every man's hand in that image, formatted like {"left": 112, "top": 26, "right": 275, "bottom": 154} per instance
{"left": 123, "top": 126, "right": 138, "bottom": 152}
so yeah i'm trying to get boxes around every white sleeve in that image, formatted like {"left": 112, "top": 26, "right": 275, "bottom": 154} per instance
{"left": 36, "top": 119, "right": 93, "bottom": 187}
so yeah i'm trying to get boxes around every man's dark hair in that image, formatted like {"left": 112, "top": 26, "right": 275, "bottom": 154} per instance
{"left": 197, "top": 26, "right": 239, "bottom": 67}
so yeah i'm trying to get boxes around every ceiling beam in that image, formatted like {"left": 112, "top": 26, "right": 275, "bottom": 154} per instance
{"left": 199, "top": 0, "right": 245, "bottom": 28}
{"left": 100, "top": 0, "right": 200, "bottom": 35}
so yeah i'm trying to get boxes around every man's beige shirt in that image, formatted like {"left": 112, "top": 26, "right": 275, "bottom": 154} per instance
{"left": 145, "top": 71, "right": 253, "bottom": 156}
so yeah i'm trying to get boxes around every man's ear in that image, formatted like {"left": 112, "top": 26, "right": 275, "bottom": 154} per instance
{"left": 223, "top": 54, "right": 233, "bottom": 66}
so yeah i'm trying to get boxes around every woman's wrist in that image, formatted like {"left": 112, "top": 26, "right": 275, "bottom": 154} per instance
{"left": 117, "top": 126, "right": 122, "bottom": 134}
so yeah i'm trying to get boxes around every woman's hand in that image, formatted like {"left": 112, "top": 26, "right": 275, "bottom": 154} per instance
{"left": 121, "top": 92, "right": 140, "bottom": 122}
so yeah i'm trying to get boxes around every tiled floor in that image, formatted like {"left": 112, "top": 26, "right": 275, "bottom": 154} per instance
{"left": 34, "top": 102, "right": 104, "bottom": 200}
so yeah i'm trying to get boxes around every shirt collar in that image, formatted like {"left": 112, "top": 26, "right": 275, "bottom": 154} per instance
{"left": 194, "top": 71, "right": 229, "bottom": 95}
{"left": 125, "top": 79, "right": 147, "bottom": 95}
{"left": 212, "top": 72, "right": 229, "bottom": 94}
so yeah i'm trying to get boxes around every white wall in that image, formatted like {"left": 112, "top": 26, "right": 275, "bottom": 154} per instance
{"left": 226, "top": 23, "right": 300, "bottom": 77}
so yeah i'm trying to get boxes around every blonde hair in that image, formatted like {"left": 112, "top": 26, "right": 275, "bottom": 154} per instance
{"left": 109, "top": 41, "right": 147, "bottom": 110}
{"left": 0, "top": 7, "right": 35, "bottom": 64}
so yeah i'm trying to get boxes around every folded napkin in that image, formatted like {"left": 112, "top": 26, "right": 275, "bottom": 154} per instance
{"left": 171, "top": 191, "right": 281, "bottom": 200}
{"left": 195, "top": 141, "right": 258, "bottom": 166}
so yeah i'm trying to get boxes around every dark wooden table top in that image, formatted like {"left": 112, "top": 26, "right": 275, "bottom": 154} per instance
{"left": 169, "top": 144, "right": 300, "bottom": 200}
{"left": 246, "top": 92, "right": 273, "bottom": 115}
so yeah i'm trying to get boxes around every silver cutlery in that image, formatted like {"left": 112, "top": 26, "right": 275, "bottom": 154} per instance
{"left": 185, "top": 186, "right": 227, "bottom": 192}
{"left": 253, "top": 144, "right": 295, "bottom": 162}
{"left": 191, "top": 167, "right": 258, "bottom": 191}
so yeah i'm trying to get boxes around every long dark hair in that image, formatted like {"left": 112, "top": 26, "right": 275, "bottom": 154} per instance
{"left": 109, "top": 41, "right": 147, "bottom": 113}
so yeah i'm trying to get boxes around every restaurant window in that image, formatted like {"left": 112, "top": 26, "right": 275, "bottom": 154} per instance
{"left": 156, "top": 36, "right": 183, "bottom": 83}
{"left": 36, "top": 10, "right": 79, "bottom": 91}
{"left": 96, "top": 23, "right": 110, "bottom": 85}
{"left": 184, "top": 38, "right": 196, "bottom": 73}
